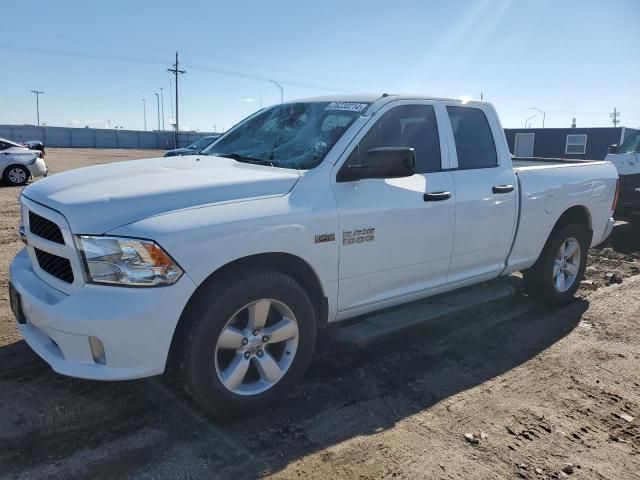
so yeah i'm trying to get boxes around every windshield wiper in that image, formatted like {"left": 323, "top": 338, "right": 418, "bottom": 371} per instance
{"left": 215, "top": 153, "right": 274, "bottom": 167}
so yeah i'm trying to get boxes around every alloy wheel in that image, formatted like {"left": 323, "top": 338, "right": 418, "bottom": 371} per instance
{"left": 8, "top": 167, "right": 27, "bottom": 185}
{"left": 553, "top": 237, "right": 581, "bottom": 293}
{"left": 214, "top": 298, "right": 299, "bottom": 396}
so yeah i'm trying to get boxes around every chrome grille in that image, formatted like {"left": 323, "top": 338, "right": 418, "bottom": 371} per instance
{"left": 22, "top": 196, "right": 84, "bottom": 293}
{"left": 28, "top": 211, "right": 65, "bottom": 244}
{"left": 34, "top": 248, "right": 74, "bottom": 283}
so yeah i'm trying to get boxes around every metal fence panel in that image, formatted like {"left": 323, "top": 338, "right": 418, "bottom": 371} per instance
{"left": 94, "top": 129, "right": 118, "bottom": 148}
{"left": 70, "top": 128, "right": 94, "bottom": 148}
{"left": 0, "top": 125, "right": 216, "bottom": 150}
{"left": 44, "top": 127, "right": 72, "bottom": 147}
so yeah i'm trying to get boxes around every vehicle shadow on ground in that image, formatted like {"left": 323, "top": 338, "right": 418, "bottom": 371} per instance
{"left": 600, "top": 220, "right": 640, "bottom": 255}
{"left": 0, "top": 294, "right": 588, "bottom": 479}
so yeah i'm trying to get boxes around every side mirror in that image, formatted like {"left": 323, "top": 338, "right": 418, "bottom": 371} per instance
{"left": 338, "top": 147, "right": 415, "bottom": 182}
{"left": 608, "top": 144, "right": 618, "bottom": 154}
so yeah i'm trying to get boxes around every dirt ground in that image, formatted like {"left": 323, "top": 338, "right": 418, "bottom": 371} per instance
{"left": 0, "top": 149, "right": 639, "bottom": 480}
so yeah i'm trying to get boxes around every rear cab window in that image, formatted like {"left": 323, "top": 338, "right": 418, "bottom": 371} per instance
{"left": 447, "top": 106, "right": 498, "bottom": 169}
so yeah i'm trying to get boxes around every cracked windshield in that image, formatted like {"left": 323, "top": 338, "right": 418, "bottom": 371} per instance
{"left": 204, "top": 101, "right": 368, "bottom": 169}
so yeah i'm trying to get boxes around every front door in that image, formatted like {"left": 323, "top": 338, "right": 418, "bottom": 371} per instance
{"left": 332, "top": 101, "right": 456, "bottom": 312}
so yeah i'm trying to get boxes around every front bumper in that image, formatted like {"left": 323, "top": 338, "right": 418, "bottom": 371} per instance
{"left": 9, "top": 248, "right": 196, "bottom": 381}
{"left": 615, "top": 173, "right": 640, "bottom": 217}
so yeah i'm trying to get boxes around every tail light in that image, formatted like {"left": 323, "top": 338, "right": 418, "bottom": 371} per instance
{"left": 612, "top": 178, "right": 620, "bottom": 211}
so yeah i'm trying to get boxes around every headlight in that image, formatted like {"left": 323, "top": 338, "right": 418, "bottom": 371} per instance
{"left": 78, "top": 236, "right": 182, "bottom": 286}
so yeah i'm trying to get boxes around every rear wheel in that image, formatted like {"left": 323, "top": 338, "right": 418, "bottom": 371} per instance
{"left": 3, "top": 165, "right": 29, "bottom": 186}
{"left": 176, "top": 269, "right": 316, "bottom": 417}
{"left": 523, "top": 224, "right": 589, "bottom": 304}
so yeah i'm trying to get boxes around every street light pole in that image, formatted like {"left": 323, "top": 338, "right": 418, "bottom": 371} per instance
{"left": 142, "top": 98, "right": 147, "bottom": 131}
{"left": 30, "top": 90, "right": 44, "bottom": 126}
{"left": 154, "top": 93, "right": 161, "bottom": 131}
{"left": 270, "top": 80, "right": 284, "bottom": 103}
{"left": 532, "top": 107, "right": 546, "bottom": 128}
{"left": 524, "top": 115, "right": 537, "bottom": 128}
{"left": 160, "top": 87, "right": 165, "bottom": 131}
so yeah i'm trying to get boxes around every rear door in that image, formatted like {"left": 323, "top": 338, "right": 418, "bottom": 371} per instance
{"left": 444, "top": 104, "right": 518, "bottom": 282}
{"left": 332, "top": 101, "right": 456, "bottom": 312}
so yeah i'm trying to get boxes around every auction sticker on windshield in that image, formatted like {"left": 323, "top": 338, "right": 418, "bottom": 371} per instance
{"left": 325, "top": 102, "right": 368, "bottom": 112}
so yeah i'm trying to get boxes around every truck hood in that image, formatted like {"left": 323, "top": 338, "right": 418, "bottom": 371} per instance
{"left": 22, "top": 155, "right": 300, "bottom": 233}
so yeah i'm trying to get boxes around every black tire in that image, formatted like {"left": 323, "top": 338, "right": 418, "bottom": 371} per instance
{"left": 522, "top": 223, "right": 589, "bottom": 305}
{"left": 176, "top": 269, "right": 317, "bottom": 417}
{"left": 3, "top": 165, "right": 30, "bottom": 186}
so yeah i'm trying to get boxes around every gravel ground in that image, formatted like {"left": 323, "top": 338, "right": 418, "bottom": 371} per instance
{"left": 0, "top": 148, "right": 639, "bottom": 479}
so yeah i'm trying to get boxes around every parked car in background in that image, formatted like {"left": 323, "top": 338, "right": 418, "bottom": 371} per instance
{"left": 606, "top": 129, "right": 640, "bottom": 219}
{"left": 23, "top": 140, "right": 46, "bottom": 158}
{"left": 163, "top": 135, "right": 221, "bottom": 157}
{"left": 8, "top": 95, "right": 618, "bottom": 416}
{"left": 0, "top": 137, "right": 48, "bottom": 186}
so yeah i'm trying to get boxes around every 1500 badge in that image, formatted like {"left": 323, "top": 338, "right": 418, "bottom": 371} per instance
{"left": 342, "top": 227, "right": 375, "bottom": 245}
{"left": 314, "top": 233, "right": 336, "bottom": 243}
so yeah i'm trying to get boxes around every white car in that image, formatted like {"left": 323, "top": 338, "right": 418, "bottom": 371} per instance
{"left": 605, "top": 129, "right": 640, "bottom": 218}
{"left": 0, "top": 137, "right": 48, "bottom": 186}
{"left": 9, "top": 95, "right": 618, "bottom": 416}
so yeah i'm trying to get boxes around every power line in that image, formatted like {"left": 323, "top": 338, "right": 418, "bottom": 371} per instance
{"left": 1, "top": 43, "right": 356, "bottom": 95}
{"left": 44, "top": 73, "right": 167, "bottom": 104}
{"left": 185, "top": 61, "right": 351, "bottom": 93}
{"left": 0, "top": 44, "right": 166, "bottom": 66}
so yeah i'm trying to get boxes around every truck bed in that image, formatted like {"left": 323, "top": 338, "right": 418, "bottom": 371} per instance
{"left": 512, "top": 156, "right": 602, "bottom": 169}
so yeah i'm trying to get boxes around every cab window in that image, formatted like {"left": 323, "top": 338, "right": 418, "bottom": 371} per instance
{"left": 619, "top": 130, "right": 640, "bottom": 154}
{"left": 353, "top": 104, "right": 441, "bottom": 174}
{"left": 447, "top": 106, "right": 498, "bottom": 169}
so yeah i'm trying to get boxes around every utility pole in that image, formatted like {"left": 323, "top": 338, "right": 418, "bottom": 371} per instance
{"left": 532, "top": 107, "right": 546, "bottom": 128}
{"left": 610, "top": 107, "right": 620, "bottom": 127}
{"left": 142, "top": 98, "right": 147, "bottom": 131}
{"left": 270, "top": 80, "right": 284, "bottom": 103}
{"left": 159, "top": 87, "right": 165, "bottom": 130}
{"left": 154, "top": 92, "right": 161, "bottom": 131}
{"left": 167, "top": 51, "right": 186, "bottom": 135}
{"left": 30, "top": 90, "right": 44, "bottom": 126}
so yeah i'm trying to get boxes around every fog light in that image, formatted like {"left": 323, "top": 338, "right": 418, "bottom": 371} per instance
{"left": 88, "top": 336, "right": 106, "bottom": 365}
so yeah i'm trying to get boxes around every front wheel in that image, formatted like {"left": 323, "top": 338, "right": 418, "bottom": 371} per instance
{"left": 523, "top": 224, "right": 589, "bottom": 305}
{"left": 176, "top": 269, "right": 317, "bottom": 417}
{"left": 3, "top": 165, "right": 30, "bottom": 186}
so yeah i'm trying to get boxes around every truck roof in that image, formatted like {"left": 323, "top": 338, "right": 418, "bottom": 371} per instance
{"left": 292, "top": 94, "right": 490, "bottom": 108}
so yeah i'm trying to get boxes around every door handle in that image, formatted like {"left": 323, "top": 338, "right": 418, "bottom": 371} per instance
{"left": 492, "top": 185, "right": 514, "bottom": 194}
{"left": 423, "top": 191, "right": 452, "bottom": 202}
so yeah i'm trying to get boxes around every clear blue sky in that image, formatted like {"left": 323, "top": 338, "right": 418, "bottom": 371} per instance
{"left": 1, "top": 0, "right": 638, "bottom": 132}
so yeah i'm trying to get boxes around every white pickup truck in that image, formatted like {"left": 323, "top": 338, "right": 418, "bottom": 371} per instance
{"left": 9, "top": 95, "right": 619, "bottom": 416}
{"left": 605, "top": 129, "right": 640, "bottom": 218}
